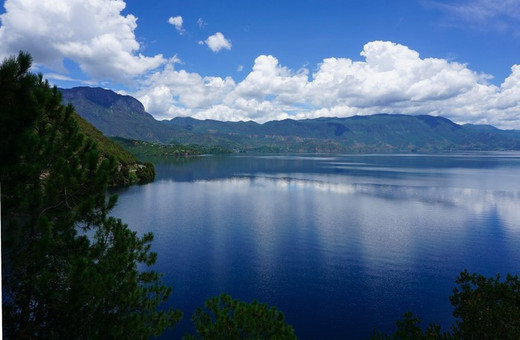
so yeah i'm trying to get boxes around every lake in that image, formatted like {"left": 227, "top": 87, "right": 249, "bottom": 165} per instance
{"left": 110, "top": 153, "right": 520, "bottom": 339}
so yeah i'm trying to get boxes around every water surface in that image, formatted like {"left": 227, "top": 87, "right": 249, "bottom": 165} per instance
{"left": 110, "top": 153, "right": 520, "bottom": 339}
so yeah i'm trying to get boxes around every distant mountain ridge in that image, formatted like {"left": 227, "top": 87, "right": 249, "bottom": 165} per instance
{"left": 60, "top": 87, "right": 184, "bottom": 142}
{"left": 61, "top": 86, "right": 520, "bottom": 153}
{"left": 164, "top": 114, "right": 520, "bottom": 152}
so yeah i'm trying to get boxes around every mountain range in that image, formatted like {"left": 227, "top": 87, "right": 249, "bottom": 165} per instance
{"left": 61, "top": 87, "right": 520, "bottom": 153}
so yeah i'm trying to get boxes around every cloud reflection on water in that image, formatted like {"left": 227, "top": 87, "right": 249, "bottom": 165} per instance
{"left": 196, "top": 174, "right": 520, "bottom": 231}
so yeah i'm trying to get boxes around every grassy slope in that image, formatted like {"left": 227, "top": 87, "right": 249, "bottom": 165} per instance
{"left": 73, "top": 113, "right": 155, "bottom": 186}
{"left": 74, "top": 113, "right": 137, "bottom": 164}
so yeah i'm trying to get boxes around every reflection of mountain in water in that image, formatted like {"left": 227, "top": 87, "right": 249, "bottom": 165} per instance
{"left": 154, "top": 153, "right": 520, "bottom": 183}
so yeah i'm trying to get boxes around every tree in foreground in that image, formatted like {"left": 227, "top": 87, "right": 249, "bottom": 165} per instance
{"left": 371, "top": 312, "right": 450, "bottom": 340}
{"left": 1, "top": 52, "right": 181, "bottom": 338}
{"left": 371, "top": 269, "right": 520, "bottom": 339}
{"left": 450, "top": 269, "right": 520, "bottom": 339}
{"left": 184, "top": 294, "right": 297, "bottom": 340}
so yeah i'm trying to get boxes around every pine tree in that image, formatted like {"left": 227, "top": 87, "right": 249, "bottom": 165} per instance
{"left": 1, "top": 52, "right": 181, "bottom": 339}
{"left": 184, "top": 294, "right": 297, "bottom": 340}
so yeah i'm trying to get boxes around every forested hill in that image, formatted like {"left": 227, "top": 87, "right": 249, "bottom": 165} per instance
{"left": 61, "top": 86, "right": 520, "bottom": 153}
{"left": 72, "top": 113, "right": 155, "bottom": 186}
{"left": 165, "top": 115, "right": 520, "bottom": 153}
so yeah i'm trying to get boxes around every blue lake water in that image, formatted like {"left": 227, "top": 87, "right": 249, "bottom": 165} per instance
{"left": 110, "top": 153, "right": 520, "bottom": 339}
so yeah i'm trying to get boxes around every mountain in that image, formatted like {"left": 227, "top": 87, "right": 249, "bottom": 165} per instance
{"left": 165, "top": 114, "right": 520, "bottom": 153}
{"left": 72, "top": 112, "right": 155, "bottom": 186}
{"left": 61, "top": 86, "right": 520, "bottom": 153}
{"left": 61, "top": 87, "right": 184, "bottom": 143}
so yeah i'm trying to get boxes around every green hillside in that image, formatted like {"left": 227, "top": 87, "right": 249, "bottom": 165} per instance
{"left": 166, "top": 114, "right": 520, "bottom": 153}
{"left": 111, "top": 137, "right": 231, "bottom": 162}
{"left": 73, "top": 113, "right": 155, "bottom": 186}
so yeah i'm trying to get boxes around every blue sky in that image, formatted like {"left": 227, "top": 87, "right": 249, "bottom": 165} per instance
{"left": 125, "top": 0, "right": 517, "bottom": 84}
{"left": 1, "top": 0, "right": 519, "bottom": 128}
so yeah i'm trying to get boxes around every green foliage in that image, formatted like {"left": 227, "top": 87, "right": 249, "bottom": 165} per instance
{"left": 73, "top": 113, "right": 156, "bottom": 186}
{"left": 1, "top": 52, "right": 180, "bottom": 338}
{"left": 372, "top": 270, "right": 520, "bottom": 340}
{"left": 371, "top": 312, "right": 450, "bottom": 340}
{"left": 110, "top": 161, "right": 155, "bottom": 187}
{"left": 111, "top": 137, "right": 231, "bottom": 160}
{"left": 450, "top": 270, "right": 520, "bottom": 339}
{"left": 73, "top": 112, "right": 138, "bottom": 164}
{"left": 134, "top": 161, "right": 156, "bottom": 184}
{"left": 184, "top": 294, "right": 297, "bottom": 340}
{"left": 0, "top": 52, "right": 39, "bottom": 168}
{"left": 65, "top": 217, "right": 181, "bottom": 339}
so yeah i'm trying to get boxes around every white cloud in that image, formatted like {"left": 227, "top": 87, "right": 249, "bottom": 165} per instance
{"left": 0, "top": 0, "right": 165, "bottom": 81}
{"left": 135, "top": 40, "right": 520, "bottom": 129}
{"left": 1, "top": 1, "right": 518, "bottom": 129}
{"left": 168, "top": 15, "right": 185, "bottom": 34}
{"left": 427, "top": 0, "right": 520, "bottom": 33}
{"left": 233, "top": 55, "right": 308, "bottom": 104}
{"left": 197, "top": 17, "right": 207, "bottom": 29}
{"left": 44, "top": 73, "right": 82, "bottom": 82}
{"left": 306, "top": 41, "right": 480, "bottom": 108}
{"left": 203, "top": 32, "right": 232, "bottom": 53}
{"left": 44, "top": 72, "right": 97, "bottom": 86}
{"left": 136, "top": 60, "right": 236, "bottom": 118}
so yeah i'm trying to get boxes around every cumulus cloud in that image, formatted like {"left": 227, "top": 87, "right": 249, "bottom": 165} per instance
{"left": 1, "top": 1, "right": 518, "bottom": 129}
{"left": 306, "top": 41, "right": 480, "bottom": 108}
{"left": 0, "top": 0, "right": 165, "bottom": 81}
{"left": 233, "top": 55, "right": 308, "bottom": 104}
{"left": 168, "top": 15, "right": 185, "bottom": 34}
{"left": 202, "top": 32, "right": 232, "bottom": 52}
{"left": 136, "top": 60, "right": 236, "bottom": 117}
{"left": 134, "top": 40, "right": 520, "bottom": 129}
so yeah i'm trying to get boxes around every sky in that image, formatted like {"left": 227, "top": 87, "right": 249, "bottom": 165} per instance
{"left": 1, "top": 0, "right": 519, "bottom": 129}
